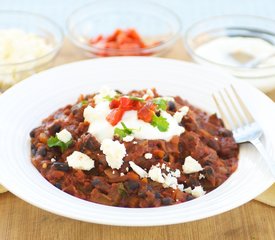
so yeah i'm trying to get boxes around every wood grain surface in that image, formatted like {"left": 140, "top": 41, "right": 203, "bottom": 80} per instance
{"left": 1, "top": 39, "right": 275, "bottom": 240}
{"left": 1, "top": 192, "right": 275, "bottom": 240}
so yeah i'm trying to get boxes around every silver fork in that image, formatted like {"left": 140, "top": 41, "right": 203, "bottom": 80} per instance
{"left": 213, "top": 85, "right": 275, "bottom": 179}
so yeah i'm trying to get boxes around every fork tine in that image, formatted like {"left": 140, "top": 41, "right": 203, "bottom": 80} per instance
{"left": 218, "top": 90, "right": 239, "bottom": 129}
{"left": 212, "top": 93, "right": 232, "bottom": 129}
{"left": 231, "top": 85, "right": 254, "bottom": 123}
{"left": 224, "top": 87, "right": 246, "bottom": 127}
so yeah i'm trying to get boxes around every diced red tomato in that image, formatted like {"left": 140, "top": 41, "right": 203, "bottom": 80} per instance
{"left": 89, "top": 34, "right": 103, "bottom": 44}
{"left": 131, "top": 100, "right": 143, "bottom": 110}
{"left": 119, "top": 43, "right": 140, "bottom": 50}
{"left": 116, "top": 32, "right": 129, "bottom": 45}
{"left": 106, "top": 96, "right": 157, "bottom": 126}
{"left": 119, "top": 97, "right": 135, "bottom": 110}
{"left": 106, "top": 29, "right": 121, "bottom": 42}
{"left": 137, "top": 102, "right": 156, "bottom": 123}
{"left": 126, "top": 29, "right": 141, "bottom": 41}
{"left": 109, "top": 99, "right": 120, "bottom": 109}
{"left": 137, "top": 107, "right": 154, "bottom": 123}
{"left": 106, "top": 108, "right": 124, "bottom": 126}
{"left": 88, "top": 28, "right": 158, "bottom": 57}
{"left": 105, "top": 42, "right": 118, "bottom": 49}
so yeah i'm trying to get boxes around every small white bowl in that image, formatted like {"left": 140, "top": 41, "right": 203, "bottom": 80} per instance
{"left": 66, "top": 0, "right": 181, "bottom": 57}
{"left": 0, "top": 11, "right": 63, "bottom": 91}
{"left": 185, "top": 15, "right": 275, "bottom": 92}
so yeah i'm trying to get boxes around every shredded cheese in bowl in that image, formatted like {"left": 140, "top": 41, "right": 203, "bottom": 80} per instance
{"left": 0, "top": 29, "right": 53, "bottom": 65}
{"left": 0, "top": 29, "right": 56, "bottom": 91}
{"left": 0, "top": 10, "right": 63, "bottom": 91}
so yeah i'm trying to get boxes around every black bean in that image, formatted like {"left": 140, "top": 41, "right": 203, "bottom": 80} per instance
{"left": 155, "top": 111, "right": 161, "bottom": 117}
{"left": 37, "top": 147, "right": 47, "bottom": 157}
{"left": 203, "top": 167, "right": 214, "bottom": 175}
{"left": 31, "top": 149, "right": 36, "bottom": 156}
{"left": 189, "top": 177, "right": 199, "bottom": 187}
{"left": 54, "top": 183, "right": 62, "bottom": 189}
{"left": 54, "top": 112, "right": 63, "bottom": 119}
{"left": 186, "top": 195, "right": 195, "bottom": 201}
{"left": 207, "top": 139, "right": 219, "bottom": 151}
{"left": 167, "top": 101, "right": 176, "bottom": 111}
{"left": 138, "top": 191, "right": 146, "bottom": 198}
{"left": 163, "top": 154, "right": 169, "bottom": 162}
{"left": 162, "top": 197, "right": 173, "bottom": 205}
{"left": 29, "top": 128, "right": 37, "bottom": 138}
{"left": 48, "top": 123, "right": 61, "bottom": 135}
{"left": 53, "top": 162, "right": 69, "bottom": 172}
{"left": 156, "top": 142, "right": 162, "bottom": 148}
{"left": 204, "top": 161, "right": 212, "bottom": 166}
{"left": 218, "top": 128, "right": 232, "bottom": 137}
{"left": 178, "top": 143, "right": 184, "bottom": 154}
{"left": 31, "top": 144, "right": 37, "bottom": 156}
{"left": 84, "top": 141, "right": 94, "bottom": 151}
{"left": 91, "top": 178, "right": 101, "bottom": 187}
{"left": 71, "top": 103, "right": 82, "bottom": 114}
{"left": 84, "top": 136, "right": 98, "bottom": 150}
{"left": 127, "top": 180, "right": 140, "bottom": 191}
{"left": 82, "top": 134, "right": 100, "bottom": 151}
{"left": 154, "top": 192, "right": 161, "bottom": 199}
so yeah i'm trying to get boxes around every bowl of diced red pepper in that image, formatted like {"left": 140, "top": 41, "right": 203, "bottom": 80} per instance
{"left": 66, "top": 0, "right": 181, "bottom": 57}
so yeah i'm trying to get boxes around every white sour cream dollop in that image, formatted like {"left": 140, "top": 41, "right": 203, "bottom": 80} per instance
{"left": 83, "top": 97, "right": 185, "bottom": 143}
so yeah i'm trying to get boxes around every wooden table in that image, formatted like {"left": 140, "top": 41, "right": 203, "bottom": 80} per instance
{"left": 1, "top": 40, "right": 275, "bottom": 240}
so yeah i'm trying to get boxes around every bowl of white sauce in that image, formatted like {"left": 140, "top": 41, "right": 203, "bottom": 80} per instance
{"left": 0, "top": 11, "right": 63, "bottom": 91}
{"left": 184, "top": 15, "right": 275, "bottom": 92}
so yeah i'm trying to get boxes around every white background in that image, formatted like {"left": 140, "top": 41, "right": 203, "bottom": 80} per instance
{"left": 1, "top": 0, "right": 275, "bottom": 32}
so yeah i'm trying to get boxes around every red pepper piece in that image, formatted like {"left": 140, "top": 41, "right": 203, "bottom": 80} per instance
{"left": 109, "top": 99, "right": 120, "bottom": 109}
{"left": 107, "top": 96, "right": 149, "bottom": 125}
{"left": 137, "top": 102, "right": 156, "bottom": 123}
{"left": 131, "top": 100, "right": 143, "bottom": 110}
{"left": 119, "top": 97, "right": 134, "bottom": 110}
{"left": 106, "top": 108, "right": 124, "bottom": 126}
{"left": 89, "top": 34, "right": 103, "bottom": 44}
{"left": 88, "top": 28, "right": 153, "bottom": 57}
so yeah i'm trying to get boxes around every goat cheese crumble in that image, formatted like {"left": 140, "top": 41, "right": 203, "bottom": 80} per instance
{"left": 100, "top": 139, "right": 126, "bottom": 169}
{"left": 67, "top": 151, "right": 95, "bottom": 171}
{"left": 56, "top": 129, "right": 72, "bottom": 143}
{"left": 173, "top": 106, "right": 189, "bottom": 123}
{"left": 182, "top": 156, "right": 204, "bottom": 174}
{"left": 129, "top": 161, "right": 148, "bottom": 178}
{"left": 185, "top": 186, "right": 206, "bottom": 198}
{"left": 148, "top": 165, "right": 165, "bottom": 183}
{"left": 144, "top": 153, "right": 153, "bottom": 159}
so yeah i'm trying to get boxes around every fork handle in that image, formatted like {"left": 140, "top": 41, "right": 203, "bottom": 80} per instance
{"left": 251, "top": 138, "right": 275, "bottom": 180}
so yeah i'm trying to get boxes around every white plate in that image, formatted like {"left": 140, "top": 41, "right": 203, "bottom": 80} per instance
{"left": 0, "top": 57, "right": 274, "bottom": 226}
